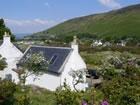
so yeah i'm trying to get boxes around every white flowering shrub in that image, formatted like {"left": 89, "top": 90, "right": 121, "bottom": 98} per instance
{"left": 23, "top": 52, "right": 48, "bottom": 74}
{"left": 13, "top": 52, "right": 48, "bottom": 85}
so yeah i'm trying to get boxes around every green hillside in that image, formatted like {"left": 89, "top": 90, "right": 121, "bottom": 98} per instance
{"left": 0, "top": 18, "right": 15, "bottom": 40}
{"left": 29, "top": 4, "right": 140, "bottom": 42}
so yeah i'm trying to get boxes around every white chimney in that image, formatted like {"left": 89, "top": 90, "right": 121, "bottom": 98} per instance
{"left": 71, "top": 36, "right": 79, "bottom": 53}
{"left": 3, "top": 32, "right": 11, "bottom": 45}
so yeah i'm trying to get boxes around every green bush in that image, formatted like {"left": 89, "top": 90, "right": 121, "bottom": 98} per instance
{"left": 0, "top": 80, "right": 16, "bottom": 105}
{"left": 55, "top": 85, "right": 82, "bottom": 105}
{"left": 55, "top": 83, "right": 104, "bottom": 105}
{"left": 101, "top": 77, "right": 140, "bottom": 105}
{"left": 0, "top": 55, "right": 7, "bottom": 71}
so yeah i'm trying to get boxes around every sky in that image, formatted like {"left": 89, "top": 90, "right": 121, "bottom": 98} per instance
{"left": 0, "top": 0, "right": 140, "bottom": 34}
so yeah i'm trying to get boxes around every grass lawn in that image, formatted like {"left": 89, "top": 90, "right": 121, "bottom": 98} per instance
{"left": 15, "top": 86, "right": 57, "bottom": 105}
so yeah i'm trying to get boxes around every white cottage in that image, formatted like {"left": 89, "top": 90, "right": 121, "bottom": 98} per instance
{"left": 0, "top": 32, "right": 23, "bottom": 83}
{"left": 0, "top": 34, "right": 87, "bottom": 91}
{"left": 91, "top": 40, "right": 103, "bottom": 47}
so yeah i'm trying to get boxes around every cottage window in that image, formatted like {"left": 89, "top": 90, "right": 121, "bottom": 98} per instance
{"left": 5, "top": 74, "right": 12, "bottom": 81}
{"left": 50, "top": 55, "right": 57, "bottom": 64}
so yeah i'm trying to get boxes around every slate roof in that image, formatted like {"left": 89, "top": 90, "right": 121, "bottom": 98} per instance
{"left": 18, "top": 46, "right": 73, "bottom": 75}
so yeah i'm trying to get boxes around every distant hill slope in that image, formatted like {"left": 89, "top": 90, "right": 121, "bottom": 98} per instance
{"left": 28, "top": 4, "right": 140, "bottom": 42}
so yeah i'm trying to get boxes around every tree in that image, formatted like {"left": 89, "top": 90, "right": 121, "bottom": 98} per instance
{"left": 0, "top": 18, "right": 15, "bottom": 40}
{"left": 0, "top": 19, "right": 5, "bottom": 28}
{"left": 0, "top": 55, "right": 7, "bottom": 71}
{"left": 69, "top": 69, "right": 85, "bottom": 91}
{"left": 12, "top": 53, "right": 48, "bottom": 105}
{"left": 13, "top": 52, "right": 48, "bottom": 86}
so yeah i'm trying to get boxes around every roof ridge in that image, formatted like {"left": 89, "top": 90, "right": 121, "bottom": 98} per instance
{"left": 31, "top": 45, "right": 72, "bottom": 50}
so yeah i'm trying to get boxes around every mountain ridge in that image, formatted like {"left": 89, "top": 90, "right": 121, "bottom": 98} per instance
{"left": 27, "top": 4, "right": 140, "bottom": 42}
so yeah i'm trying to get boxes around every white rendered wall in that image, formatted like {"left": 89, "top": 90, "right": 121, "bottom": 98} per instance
{"left": 61, "top": 44, "right": 87, "bottom": 91}
{"left": 25, "top": 73, "right": 61, "bottom": 91}
{"left": 0, "top": 36, "right": 23, "bottom": 83}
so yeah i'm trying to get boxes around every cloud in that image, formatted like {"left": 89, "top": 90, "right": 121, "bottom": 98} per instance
{"left": 44, "top": 2, "right": 50, "bottom": 7}
{"left": 5, "top": 18, "right": 59, "bottom": 33}
{"left": 5, "top": 18, "right": 55, "bottom": 26}
{"left": 98, "top": 0, "right": 121, "bottom": 9}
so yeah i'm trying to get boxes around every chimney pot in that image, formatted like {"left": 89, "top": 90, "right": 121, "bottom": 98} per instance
{"left": 71, "top": 35, "right": 79, "bottom": 53}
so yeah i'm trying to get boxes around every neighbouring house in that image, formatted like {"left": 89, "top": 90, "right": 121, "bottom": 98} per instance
{"left": 103, "top": 42, "right": 112, "bottom": 47}
{"left": 116, "top": 40, "right": 126, "bottom": 47}
{"left": 0, "top": 33, "right": 87, "bottom": 91}
{"left": 0, "top": 32, "right": 23, "bottom": 83}
{"left": 91, "top": 40, "right": 103, "bottom": 47}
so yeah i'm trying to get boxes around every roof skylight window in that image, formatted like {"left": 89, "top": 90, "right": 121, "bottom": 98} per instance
{"left": 50, "top": 55, "right": 57, "bottom": 64}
